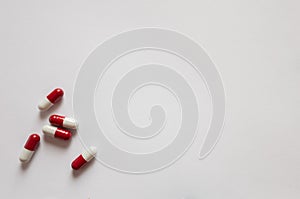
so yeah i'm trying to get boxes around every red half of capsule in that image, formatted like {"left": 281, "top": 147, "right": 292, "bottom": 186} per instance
{"left": 49, "top": 114, "right": 65, "bottom": 126}
{"left": 71, "top": 155, "right": 87, "bottom": 170}
{"left": 47, "top": 88, "right": 64, "bottom": 103}
{"left": 24, "top": 134, "right": 40, "bottom": 151}
{"left": 55, "top": 128, "right": 72, "bottom": 140}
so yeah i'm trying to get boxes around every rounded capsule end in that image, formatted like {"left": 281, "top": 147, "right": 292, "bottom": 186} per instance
{"left": 38, "top": 98, "right": 53, "bottom": 111}
{"left": 19, "top": 156, "right": 28, "bottom": 163}
{"left": 54, "top": 88, "right": 64, "bottom": 97}
{"left": 29, "top": 134, "right": 40, "bottom": 142}
{"left": 88, "top": 146, "right": 97, "bottom": 156}
{"left": 47, "top": 88, "right": 64, "bottom": 103}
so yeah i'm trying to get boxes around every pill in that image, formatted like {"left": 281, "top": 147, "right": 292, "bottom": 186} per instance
{"left": 38, "top": 88, "right": 64, "bottom": 111}
{"left": 42, "top": 125, "right": 72, "bottom": 140}
{"left": 71, "top": 146, "right": 97, "bottom": 170}
{"left": 49, "top": 114, "right": 78, "bottom": 129}
{"left": 19, "top": 134, "right": 40, "bottom": 163}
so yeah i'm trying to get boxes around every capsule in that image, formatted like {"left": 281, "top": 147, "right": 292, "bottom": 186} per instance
{"left": 71, "top": 146, "right": 97, "bottom": 170}
{"left": 19, "top": 134, "right": 40, "bottom": 163}
{"left": 42, "top": 125, "right": 72, "bottom": 140}
{"left": 49, "top": 114, "right": 78, "bottom": 129}
{"left": 38, "top": 88, "right": 64, "bottom": 111}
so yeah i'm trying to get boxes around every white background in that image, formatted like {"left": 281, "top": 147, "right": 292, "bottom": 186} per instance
{"left": 0, "top": 0, "right": 299, "bottom": 198}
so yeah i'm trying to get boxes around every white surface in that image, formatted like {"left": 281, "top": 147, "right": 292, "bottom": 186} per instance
{"left": 38, "top": 98, "right": 53, "bottom": 111}
{"left": 42, "top": 125, "right": 57, "bottom": 137}
{"left": 63, "top": 117, "right": 78, "bottom": 129}
{"left": 82, "top": 146, "right": 97, "bottom": 162}
{"left": 19, "top": 148, "right": 34, "bottom": 163}
{"left": 0, "top": 0, "right": 299, "bottom": 199}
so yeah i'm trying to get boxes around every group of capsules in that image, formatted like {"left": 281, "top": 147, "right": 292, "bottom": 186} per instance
{"left": 19, "top": 88, "right": 97, "bottom": 170}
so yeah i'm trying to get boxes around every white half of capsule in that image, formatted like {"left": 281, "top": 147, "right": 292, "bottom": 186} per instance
{"left": 19, "top": 148, "right": 34, "bottom": 163}
{"left": 82, "top": 146, "right": 97, "bottom": 162}
{"left": 63, "top": 117, "right": 78, "bottom": 129}
{"left": 42, "top": 125, "right": 57, "bottom": 137}
{"left": 38, "top": 98, "right": 53, "bottom": 111}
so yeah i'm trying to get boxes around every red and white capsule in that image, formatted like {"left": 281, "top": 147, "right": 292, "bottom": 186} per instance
{"left": 19, "top": 134, "right": 40, "bottom": 163}
{"left": 38, "top": 88, "right": 64, "bottom": 111}
{"left": 49, "top": 114, "right": 78, "bottom": 129}
{"left": 71, "top": 146, "right": 97, "bottom": 170}
{"left": 42, "top": 125, "right": 72, "bottom": 140}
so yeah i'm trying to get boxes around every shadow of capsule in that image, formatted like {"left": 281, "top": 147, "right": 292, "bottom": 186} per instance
{"left": 43, "top": 134, "right": 72, "bottom": 149}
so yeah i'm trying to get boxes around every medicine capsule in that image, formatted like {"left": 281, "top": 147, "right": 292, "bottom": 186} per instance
{"left": 71, "top": 146, "right": 97, "bottom": 170}
{"left": 19, "top": 134, "right": 40, "bottom": 163}
{"left": 38, "top": 88, "right": 64, "bottom": 111}
{"left": 49, "top": 114, "right": 78, "bottom": 129}
{"left": 42, "top": 125, "right": 72, "bottom": 140}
